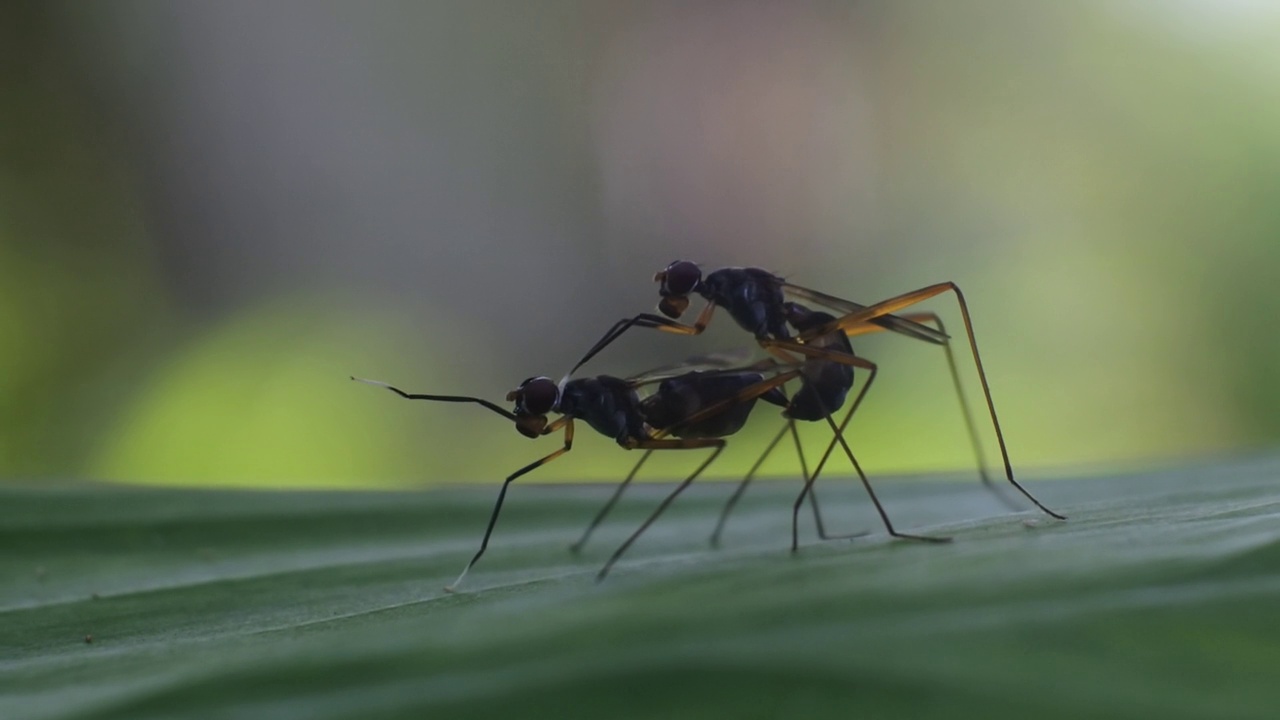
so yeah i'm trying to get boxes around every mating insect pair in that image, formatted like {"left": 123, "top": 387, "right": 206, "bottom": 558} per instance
{"left": 355, "top": 262, "right": 1065, "bottom": 590}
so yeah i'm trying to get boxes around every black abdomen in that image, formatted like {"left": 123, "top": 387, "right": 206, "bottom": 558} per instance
{"left": 784, "top": 361, "right": 853, "bottom": 421}
{"left": 641, "top": 371, "right": 784, "bottom": 439}
{"left": 783, "top": 304, "right": 857, "bottom": 421}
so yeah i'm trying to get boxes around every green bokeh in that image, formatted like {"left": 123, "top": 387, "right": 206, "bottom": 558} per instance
{"left": 3, "top": 1, "right": 1280, "bottom": 487}
{"left": 89, "top": 298, "right": 454, "bottom": 488}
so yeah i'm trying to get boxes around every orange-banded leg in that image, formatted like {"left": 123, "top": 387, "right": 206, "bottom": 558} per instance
{"left": 804, "top": 282, "right": 1064, "bottom": 520}
{"left": 444, "top": 417, "right": 574, "bottom": 593}
{"left": 781, "top": 282, "right": 950, "bottom": 345}
{"left": 569, "top": 303, "right": 718, "bottom": 375}
{"left": 816, "top": 312, "right": 1024, "bottom": 512}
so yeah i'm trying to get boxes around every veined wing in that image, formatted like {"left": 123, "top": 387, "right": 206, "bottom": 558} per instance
{"left": 781, "top": 282, "right": 949, "bottom": 345}
{"left": 625, "top": 349, "right": 786, "bottom": 388}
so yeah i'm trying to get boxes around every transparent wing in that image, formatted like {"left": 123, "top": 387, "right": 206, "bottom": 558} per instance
{"left": 781, "top": 282, "right": 949, "bottom": 345}
{"left": 625, "top": 349, "right": 785, "bottom": 388}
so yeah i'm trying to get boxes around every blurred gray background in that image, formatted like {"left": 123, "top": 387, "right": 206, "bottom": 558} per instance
{"left": 2, "top": 0, "right": 1277, "bottom": 487}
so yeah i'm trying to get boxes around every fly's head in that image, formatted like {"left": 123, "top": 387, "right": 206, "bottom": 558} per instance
{"left": 507, "top": 376, "right": 560, "bottom": 438}
{"left": 654, "top": 260, "right": 702, "bottom": 318}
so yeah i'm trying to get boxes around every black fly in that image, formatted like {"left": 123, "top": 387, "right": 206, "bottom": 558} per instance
{"left": 353, "top": 357, "right": 803, "bottom": 588}
{"left": 567, "top": 262, "right": 1064, "bottom": 547}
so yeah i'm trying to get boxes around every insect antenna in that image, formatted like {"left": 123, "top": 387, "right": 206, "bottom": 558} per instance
{"left": 350, "top": 376, "right": 518, "bottom": 421}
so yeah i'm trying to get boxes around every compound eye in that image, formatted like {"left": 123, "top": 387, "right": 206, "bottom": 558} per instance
{"left": 514, "top": 376, "right": 559, "bottom": 416}
{"left": 657, "top": 295, "right": 690, "bottom": 319}
{"left": 657, "top": 260, "right": 701, "bottom": 297}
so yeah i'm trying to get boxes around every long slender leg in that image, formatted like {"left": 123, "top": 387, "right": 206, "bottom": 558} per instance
{"left": 803, "top": 282, "right": 1064, "bottom": 520}
{"left": 576, "top": 360, "right": 805, "bottom": 556}
{"left": 792, "top": 402, "right": 950, "bottom": 551}
{"left": 786, "top": 420, "right": 830, "bottom": 539}
{"left": 790, "top": 358, "right": 879, "bottom": 549}
{"left": 769, "top": 316, "right": 1021, "bottom": 512}
{"left": 786, "top": 421, "right": 871, "bottom": 543}
{"left": 707, "top": 378, "right": 841, "bottom": 547}
{"left": 823, "top": 411, "right": 950, "bottom": 543}
{"left": 756, "top": 343, "right": 890, "bottom": 544}
{"left": 597, "top": 438, "right": 727, "bottom": 582}
{"left": 709, "top": 416, "right": 872, "bottom": 547}
{"left": 708, "top": 420, "right": 791, "bottom": 548}
{"left": 892, "top": 312, "right": 1020, "bottom": 511}
{"left": 569, "top": 316, "right": 662, "bottom": 375}
{"left": 594, "top": 370, "right": 809, "bottom": 578}
{"left": 765, "top": 330, "right": 972, "bottom": 542}
{"left": 759, "top": 339, "right": 873, "bottom": 369}
{"left": 781, "top": 282, "right": 949, "bottom": 345}
{"left": 806, "top": 312, "right": 1016, "bottom": 510}
{"left": 569, "top": 303, "right": 718, "bottom": 375}
{"left": 444, "top": 419, "right": 575, "bottom": 592}
{"left": 569, "top": 449, "right": 654, "bottom": 554}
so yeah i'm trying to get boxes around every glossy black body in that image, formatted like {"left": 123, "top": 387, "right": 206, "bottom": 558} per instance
{"left": 640, "top": 371, "right": 787, "bottom": 439}
{"left": 682, "top": 267, "right": 859, "bottom": 422}
{"left": 697, "top": 268, "right": 791, "bottom": 340}
{"left": 781, "top": 304, "right": 855, "bottom": 422}
{"left": 555, "top": 370, "right": 784, "bottom": 446}
{"left": 555, "top": 376, "right": 648, "bottom": 445}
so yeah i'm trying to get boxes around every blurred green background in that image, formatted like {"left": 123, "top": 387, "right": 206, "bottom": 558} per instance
{"left": 3, "top": 0, "right": 1278, "bottom": 489}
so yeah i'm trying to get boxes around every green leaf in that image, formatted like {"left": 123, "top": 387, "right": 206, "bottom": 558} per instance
{"left": 3, "top": 459, "right": 1280, "bottom": 719}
